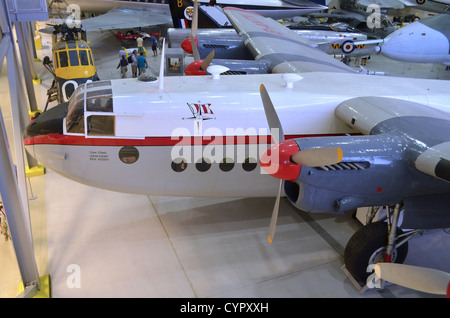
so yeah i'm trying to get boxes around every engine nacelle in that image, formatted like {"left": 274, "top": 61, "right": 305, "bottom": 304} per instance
{"left": 181, "top": 37, "right": 254, "bottom": 60}
{"left": 262, "top": 134, "right": 450, "bottom": 214}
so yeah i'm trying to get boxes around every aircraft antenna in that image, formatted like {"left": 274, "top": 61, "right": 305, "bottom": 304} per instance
{"left": 158, "top": 37, "right": 165, "bottom": 92}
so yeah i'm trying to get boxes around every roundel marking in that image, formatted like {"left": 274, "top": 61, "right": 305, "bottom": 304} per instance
{"left": 341, "top": 40, "right": 355, "bottom": 54}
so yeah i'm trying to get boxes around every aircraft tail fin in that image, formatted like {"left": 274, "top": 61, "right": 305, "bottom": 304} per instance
{"left": 169, "top": 0, "right": 192, "bottom": 29}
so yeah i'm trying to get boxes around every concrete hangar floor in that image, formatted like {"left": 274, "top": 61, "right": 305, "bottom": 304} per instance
{"left": 0, "top": 23, "right": 449, "bottom": 299}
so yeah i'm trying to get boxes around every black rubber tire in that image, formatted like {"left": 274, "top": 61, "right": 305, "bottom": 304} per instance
{"left": 344, "top": 222, "right": 408, "bottom": 283}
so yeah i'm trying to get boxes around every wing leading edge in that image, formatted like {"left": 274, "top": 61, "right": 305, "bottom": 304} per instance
{"left": 335, "top": 96, "right": 450, "bottom": 183}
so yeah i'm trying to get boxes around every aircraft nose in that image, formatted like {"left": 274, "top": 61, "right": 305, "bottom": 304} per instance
{"left": 259, "top": 139, "right": 301, "bottom": 181}
{"left": 379, "top": 21, "right": 446, "bottom": 61}
{"left": 23, "top": 102, "right": 67, "bottom": 139}
{"left": 378, "top": 31, "right": 402, "bottom": 57}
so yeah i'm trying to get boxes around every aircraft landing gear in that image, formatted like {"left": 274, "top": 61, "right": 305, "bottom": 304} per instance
{"left": 343, "top": 203, "right": 423, "bottom": 288}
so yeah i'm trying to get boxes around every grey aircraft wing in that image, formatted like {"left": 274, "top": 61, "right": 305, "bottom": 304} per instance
{"left": 222, "top": 7, "right": 356, "bottom": 74}
{"left": 80, "top": 6, "right": 172, "bottom": 32}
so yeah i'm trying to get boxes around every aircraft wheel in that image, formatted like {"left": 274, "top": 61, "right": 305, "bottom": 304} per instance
{"left": 344, "top": 221, "right": 408, "bottom": 283}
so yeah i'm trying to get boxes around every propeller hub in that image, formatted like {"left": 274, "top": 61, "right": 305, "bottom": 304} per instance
{"left": 260, "top": 139, "right": 301, "bottom": 181}
{"left": 181, "top": 37, "right": 197, "bottom": 54}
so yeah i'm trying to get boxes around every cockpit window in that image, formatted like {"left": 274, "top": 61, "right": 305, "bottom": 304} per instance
{"left": 66, "top": 85, "right": 85, "bottom": 133}
{"left": 87, "top": 115, "right": 115, "bottom": 136}
{"left": 79, "top": 50, "right": 89, "bottom": 65}
{"left": 86, "top": 81, "right": 111, "bottom": 89}
{"left": 69, "top": 50, "right": 79, "bottom": 66}
{"left": 89, "top": 51, "right": 94, "bottom": 65}
{"left": 65, "top": 81, "right": 115, "bottom": 135}
{"left": 54, "top": 40, "right": 95, "bottom": 69}
{"left": 77, "top": 41, "right": 89, "bottom": 49}
{"left": 86, "top": 88, "right": 113, "bottom": 112}
{"left": 55, "top": 42, "right": 66, "bottom": 50}
{"left": 58, "top": 51, "right": 68, "bottom": 68}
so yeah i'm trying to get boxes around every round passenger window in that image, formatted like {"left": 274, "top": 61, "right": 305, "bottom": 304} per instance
{"left": 171, "top": 158, "right": 188, "bottom": 172}
{"left": 242, "top": 158, "right": 257, "bottom": 171}
{"left": 219, "top": 158, "right": 234, "bottom": 172}
{"left": 119, "top": 146, "right": 139, "bottom": 164}
{"left": 196, "top": 158, "right": 211, "bottom": 172}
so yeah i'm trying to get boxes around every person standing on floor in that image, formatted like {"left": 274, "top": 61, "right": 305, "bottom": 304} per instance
{"left": 117, "top": 55, "right": 128, "bottom": 78}
{"left": 119, "top": 46, "right": 126, "bottom": 58}
{"left": 136, "top": 36, "right": 144, "bottom": 55}
{"left": 137, "top": 52, "right": 148, "bottom": 75}
{"left": 131, "top": 50, "right": 138, "bottom": 78}
{"left": 150, "top": 34, "right": 158, "bottom": 56}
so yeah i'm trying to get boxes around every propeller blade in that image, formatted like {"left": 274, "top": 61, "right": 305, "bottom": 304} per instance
{"left": 291, "top": 146, "right": 343, "bottom": 167}
{"left": 260, "top": 84, "right": 284, "bottom": 144}
{"left": 268, "top": 180, "right": 283, "bottom": 244}
{"left": 200, "top": 51, "right": 215, "bottom": 70}
{"left": 191, "top": 0, "right": 198, "bottom": 37}
{"left": 374, "top": 263, "right": 450, "bottom": 296}
{"left": 190, "top": 35, "right": 200, "bottom": 61}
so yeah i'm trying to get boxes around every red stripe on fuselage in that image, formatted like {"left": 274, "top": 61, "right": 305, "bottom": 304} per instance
{"left": 23, "top": 133, "right": 350, "bottom": 147}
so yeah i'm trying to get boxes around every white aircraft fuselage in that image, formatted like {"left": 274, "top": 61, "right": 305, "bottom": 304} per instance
{"left": 24, "top": 72, "right": 450, "bottom": 197}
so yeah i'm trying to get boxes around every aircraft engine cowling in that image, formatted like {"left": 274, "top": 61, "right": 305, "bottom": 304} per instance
{"left": 261, "top": 134, "right": 450, "bottom": 215}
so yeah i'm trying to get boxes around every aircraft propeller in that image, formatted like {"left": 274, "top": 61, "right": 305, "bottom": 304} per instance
{"left": 259, "top": 84, "right": 343, "bottom": 243}
{"left": 373, "top": 262, "right": 450, "bottom": 297}
{"left": 189, "top": 0, "right": 200, "bottom": 60}
{"left": 184, "top": 0, "right": 215, "bottom": 74}
{"left": 191, "top": 0, "right": 198, "bottom": 38}
{"left": 259, "top": 84, "right": 285, "bottom": 244}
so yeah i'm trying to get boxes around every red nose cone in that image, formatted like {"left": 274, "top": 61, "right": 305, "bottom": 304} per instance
{"left": 185, "top": 60, "right": 206, "bottom": 76}
{"left": 181, "top": 37, "right": 197, "bottom": 54}
{"left": 260, "top": 139, "right": 301, "bottom": 181}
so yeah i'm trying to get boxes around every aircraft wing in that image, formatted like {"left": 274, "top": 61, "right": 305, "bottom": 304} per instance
{"left": 80, "top": 6, "right": 172, "bottom": 32}
{"left": 335, "top": 96, "right": 450, "bottom": 183}
{"left": 222, "top": 7, "right": 355, "bottom": 73}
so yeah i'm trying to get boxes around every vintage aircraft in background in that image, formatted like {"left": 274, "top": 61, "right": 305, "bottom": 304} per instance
{"left": 115, "top": 30, "right": 160, "bottom": 41}
{"left": 54, "top": 0, "right": 327, "bottom": 32}
{"left": 376, "top": 14, "right": 450, "bottom": 66}
{"left": 179, "top": 3, "right": 372, "bottom": 75}
{"left": 302, "top": 5, "right": 398, "bottom": 39}
{"left": 343, "top": 0, "right": 450, "bottom": 14}
{"left": 342, "top": 13, "right": 450, "bottom": 66}
{"left": 25, "top": 6, "right": 450, "bottom": 291}
{"left": 42, "top": 23, "right": 99, "bottom": 106}
{"left": 168, "top": 0, "right": 327, "bottom": 29}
